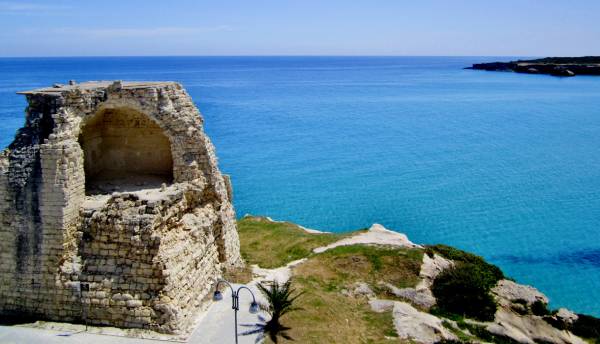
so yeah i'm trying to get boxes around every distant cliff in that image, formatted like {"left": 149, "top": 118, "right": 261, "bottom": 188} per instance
{"left": 466, "top": 56, "right": 600, "bottom": 77}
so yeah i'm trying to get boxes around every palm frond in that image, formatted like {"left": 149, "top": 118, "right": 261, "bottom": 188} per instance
{"left": 255, "top": 279, "right": 303, "bottom": 342}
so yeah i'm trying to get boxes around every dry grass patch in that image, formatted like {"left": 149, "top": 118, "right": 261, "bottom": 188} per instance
{"left": 223, "top": 265, "right": 253, "bottom": 284}
{"left": 237, "top": 216, "right": 356, "bottom": 268}
{"left": 265, "top": 244, "right": 424, "bottom": 343}
{"left": 297, "top": 244, "right": 423, "bottom": 293}
{"left": 276, "top": 284, "right": 398, "bottom": 344}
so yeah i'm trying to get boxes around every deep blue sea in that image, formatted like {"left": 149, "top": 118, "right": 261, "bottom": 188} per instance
{"left": 1, "top": 56, "right": 599, "bottom": 316}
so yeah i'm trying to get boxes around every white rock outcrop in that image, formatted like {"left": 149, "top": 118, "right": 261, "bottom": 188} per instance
{"left": 385, "top": 253, "right": 453, "bottom": 309}
{"left": 313, "top": 223, "right": 419, "bottom": 253}
{"left": 493, "top": 279, "right": 549, "bottom": 306}
{"left": 488, "top": 279, "right": 586, "bottom": 344}
{"left": 487, "top": 307, "right": 586, "bottom": 344}
{"left": 370, "top": 300, "right": 457, "bottom": 344}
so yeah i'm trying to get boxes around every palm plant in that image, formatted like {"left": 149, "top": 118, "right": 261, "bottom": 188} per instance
{"left": 256, "top": 279, "right": 303, "bottom": 343}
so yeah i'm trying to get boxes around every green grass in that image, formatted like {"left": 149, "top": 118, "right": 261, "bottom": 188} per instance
{"left": 441, "top": 320, "right": 473, "bottom": 343}
{"left": 274, "top": 244, "right": 425, "bottom": 343}
{"left": 237, "top": 217, "right": 423, "bottom": 342}
{"left": 274, "top": 280, "right": 401, "bottom": 344}
{"left": 306, "top": 245, "right": 424, "bottom": 291}
{"left": 236, "top": 217, "right": 600, "bottom": 344}
{"left": 237, "top": 216, "right": 354, "bottom": 268}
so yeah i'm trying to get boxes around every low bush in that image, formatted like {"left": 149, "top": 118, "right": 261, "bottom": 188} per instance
{"left": 543, "top": 312, "right": 600, "bottom": 342}
{"left": 426, "top": 244, "right": 504, "bottom": 281}
{"left": 432, "top": 262, "right": 499, "bottom": 321}
{"left": 571, "top": 314, "right": 600, "bottom": 343}
{"left": 530, "top": 300, "right": 551, "bottom": 316}
{"left": 542, "top": 315, "right": 566, "bottom": 330}
{"left": 237, "top": 216, "right": 347, "bottom": 268}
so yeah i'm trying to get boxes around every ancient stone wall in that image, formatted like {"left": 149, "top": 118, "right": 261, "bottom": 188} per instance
{"left": 79, "top": 106, "right": 174, "bottom": 190}
{"left": 0, "top": 81, "right": 242, "bottom": 333}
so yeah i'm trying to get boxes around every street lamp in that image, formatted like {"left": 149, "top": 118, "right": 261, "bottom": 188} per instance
{"left": 213, "top": 279, "right": 259, "bottom": 344}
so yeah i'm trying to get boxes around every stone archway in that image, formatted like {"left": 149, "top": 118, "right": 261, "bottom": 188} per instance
{"left": 78, "top": 107, "right": 174, "bottom": 194}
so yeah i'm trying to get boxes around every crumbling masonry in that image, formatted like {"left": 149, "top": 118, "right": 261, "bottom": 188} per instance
{"left": 0, "top": 81, "right": 242, "bottom": 333}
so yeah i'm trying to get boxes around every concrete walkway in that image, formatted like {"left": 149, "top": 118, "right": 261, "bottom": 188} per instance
{"left": 0, "top": 283, "right": 267, "bottom": 344}
{"left": 0, "top": 326, "right": 164, "bottom": 344}
{"left": 190, "top": 283, "right": 267, "bottom": 344}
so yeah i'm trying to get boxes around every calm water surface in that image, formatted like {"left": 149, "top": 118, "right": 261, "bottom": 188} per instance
{"left": 1, "top": 56, "right": 599, "bottom": 315}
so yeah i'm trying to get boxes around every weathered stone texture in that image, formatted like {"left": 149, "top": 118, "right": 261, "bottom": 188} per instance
{"left": 0, "top": 81, "right": 242, "bottom": 333}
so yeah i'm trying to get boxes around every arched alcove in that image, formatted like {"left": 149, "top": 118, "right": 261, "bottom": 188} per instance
{"left": 79, "top": 107, "right": 173, "bottom": 194}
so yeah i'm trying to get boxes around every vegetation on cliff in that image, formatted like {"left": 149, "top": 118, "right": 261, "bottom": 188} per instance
{"left": 427, "top": 245, "right": 504, "bottom": 321}
{"left": 236, "top": 216, "right": 600, "bottom": 344}
{"left": 237, "top": 216, "right": 351, "bottom": 268}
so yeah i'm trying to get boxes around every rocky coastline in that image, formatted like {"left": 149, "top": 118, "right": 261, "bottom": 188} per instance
{"left": 466, "top": 56, "right": 600, "bottom": 77}
{"left": 237, "top": 215, "right": 600, "bottom": 344}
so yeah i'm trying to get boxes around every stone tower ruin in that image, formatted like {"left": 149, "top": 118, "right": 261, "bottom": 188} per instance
{"left": 0, "top": 81, "right": 242, "bottom": 333}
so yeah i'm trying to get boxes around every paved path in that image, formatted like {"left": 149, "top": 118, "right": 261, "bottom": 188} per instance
{"left": 0, "top": 283, "right": 267, "bottom": 344}
{"left": 190, "top": 283, "right": 267, "bottom": 344}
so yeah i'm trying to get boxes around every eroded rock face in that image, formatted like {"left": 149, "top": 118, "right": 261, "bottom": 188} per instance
{"left": 388, "top": 253, "right": 453, "bottom": 310}
{"left": 0, "top": 81, "right": 242, "bottom": 333}
{"left": 370, "top": 300, "right": 457, "bottom": 344}
{"left": 489, "top": 280, "right": 585, "bottom": 344}
{"left": 487, "top": 308, "right": 586, "bottom": 344}
{"left": 493, "top": 279, "right": 549, "bottom": 306}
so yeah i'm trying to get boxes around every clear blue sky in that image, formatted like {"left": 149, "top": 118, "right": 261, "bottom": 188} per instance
{"left": 1, "top": 0, "right": 599, "bottom": 57}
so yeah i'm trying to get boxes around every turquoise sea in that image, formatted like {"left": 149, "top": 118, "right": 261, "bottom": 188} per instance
{"left": 0, "top": 56, "right": 599, "bottom": 316}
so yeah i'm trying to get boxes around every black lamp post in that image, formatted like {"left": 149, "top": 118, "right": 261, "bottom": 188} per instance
{"left": 213, "top": 279, "right": 260, "bottom": 344}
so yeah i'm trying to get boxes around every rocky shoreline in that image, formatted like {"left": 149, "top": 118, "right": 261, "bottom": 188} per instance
{"left": 466, "top": 56, "right": 600, "bottom": 77}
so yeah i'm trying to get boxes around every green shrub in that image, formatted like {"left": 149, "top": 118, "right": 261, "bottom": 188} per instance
{"left": 512, "top": 298, "right": 528, "bottom": 306}
{"left": 510, "top": 303, "right": 528, "bottom": 316}
{"left": 426, "top": 244, "right": 504, "bottom": 282}
{"left": 571, "top": 314, "right": 600, "bottom": 343}
{"left": 542, "top": 315, "right": 566, "bottom": 330}
{"left": 432, "top": 262, "right": 498, "bottom": 321}
{"left": 434, "top": 340, "right": 466, "bottom": 344}
{"left": 530, "top": 300, "right": 550, "bottom": 316}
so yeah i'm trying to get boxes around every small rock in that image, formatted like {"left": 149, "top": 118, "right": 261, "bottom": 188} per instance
{"left": 493, "top": 279, "right": 549, "bottom": 306}
{"left": 369, "top": 299, "right": 395, "bottom": 312}
{"left": 551, "top": 67, "right": 576, "bottom": 77}
{"left": 353, "top": 282, "right": 375, "bottom": 298}
{"left": 555, "top": 308, "right": 578, "bottom": 326}
{"left": 380, "top": 284, "right": 436, "bottom": 309}
{"left": 418, "top": 254, "right": 453, "bottom": 289}
{"left": 392, "top": 301, "right": 457, "bottom": 344}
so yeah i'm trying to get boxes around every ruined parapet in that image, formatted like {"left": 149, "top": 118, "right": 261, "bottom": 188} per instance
{"left": 0, "top": 81, "right": 242, "bottom": 333}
